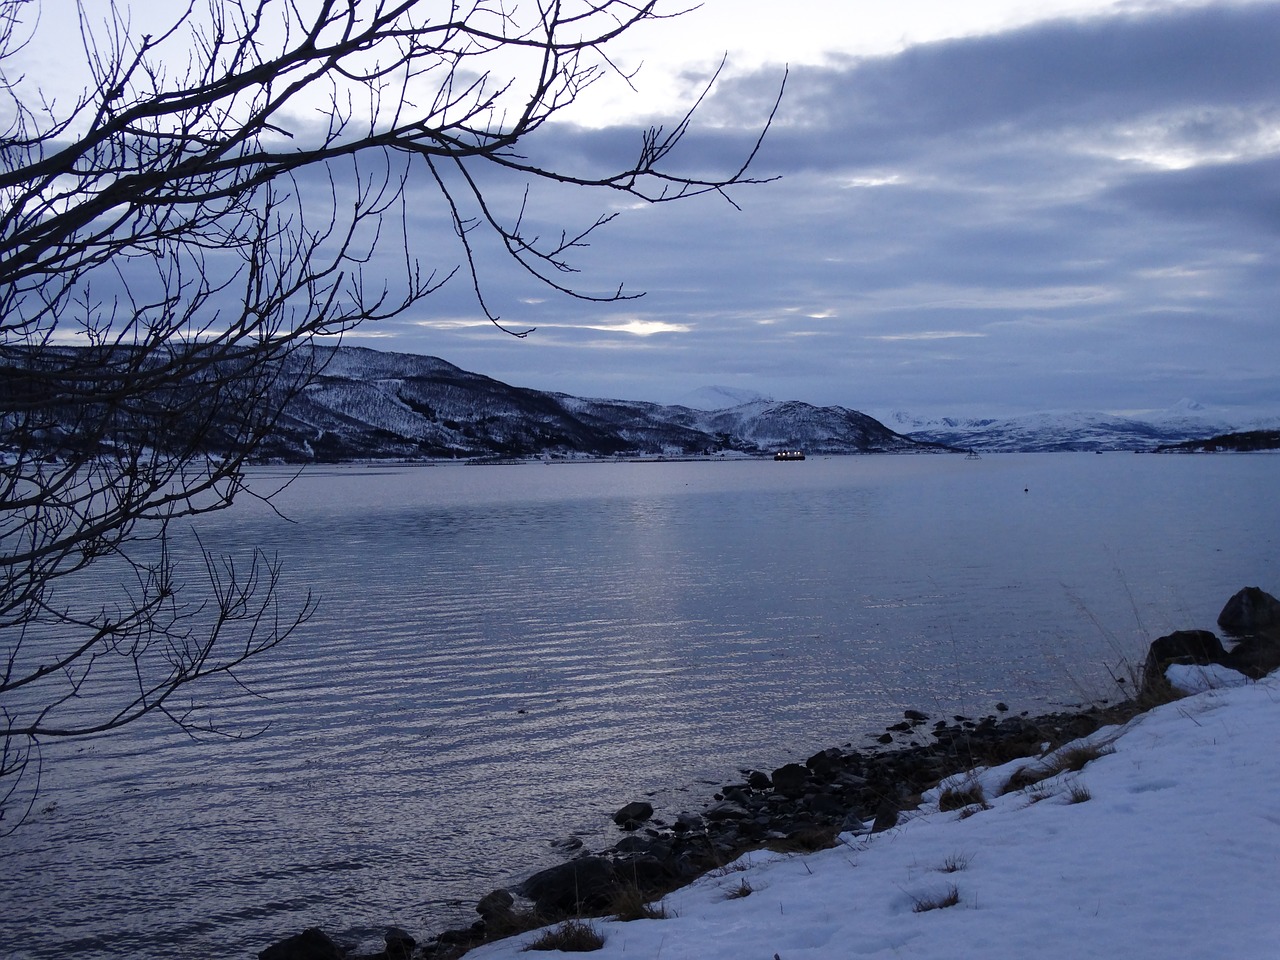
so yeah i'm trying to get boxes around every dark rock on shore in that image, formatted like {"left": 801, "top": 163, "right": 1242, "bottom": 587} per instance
{"left": 516, "top": 857, "right": 618, "bottom": 915}
{"left": 1142, "top": 629, "right": 1228, "bottom": 698}
{"left": 1223, "top": 633, "right": 1280, "bottom": 679}
{"left": 258, "top": 927, "right": 345, "bottom": 960}
{"left": 1138, "top": 588, "right": 1280, "bottom": 695}
{"left": 1218, "top": 586, "right": 1280, "bottom": 637}
{"left": 612, "top": 801, "right": 654, "bottom": 830}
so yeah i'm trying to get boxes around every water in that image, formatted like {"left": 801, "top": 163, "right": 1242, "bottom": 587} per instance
{"left": 1, "top": 453, "right": 1276, "bottom": 958}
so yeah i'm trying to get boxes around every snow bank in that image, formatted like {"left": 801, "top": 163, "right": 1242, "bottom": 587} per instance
{"left": 468, "top": 673, "right": 1280, "bottom": 960}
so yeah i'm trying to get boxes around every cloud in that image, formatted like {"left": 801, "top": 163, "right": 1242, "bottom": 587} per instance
{"left": 870, "top": 331, "right": 989, "bottom": 342}
{"left": 341, "top": 2, "right": 1280, "bottom": 416}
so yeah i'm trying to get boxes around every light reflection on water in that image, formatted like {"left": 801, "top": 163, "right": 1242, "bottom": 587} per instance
{"left": 2, "top": 454, "right": 1277, "bottom": 958}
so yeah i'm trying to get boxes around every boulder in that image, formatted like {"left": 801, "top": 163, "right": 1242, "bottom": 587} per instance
{"left": 517, "top": 857, "right": 618, "bottom": 915}
{"left": 1144, "top": 629, "right": 1226, "bottom": 673}
{"left": 258, "top": 928, "right": 345, "bottom": 960}
{"left": 614, "top": 853, "right": 680, "bottom": 892}
{"left": 805, "top": 747, "right": 843, "bottom": 775}
{"left": 613, "top": 801, "right": 654, "bottom": 830}
{"left": 771, "top": 762, "right": 810, "bottom": 796}
{"left": 1218, "top": 587, "right": 1280, "bottom": 637}
{"left": 703, "top": 800, "right": 750, "bottom": 822}
{"left": 476, "top": 889, "right": 515, "bottom": 924}
{"left": 672, "top": 811, "right": 703, "bottom": 833}
{"left": 383, "top": 927, "right": 415, "bottom": 960}
{"left": 1223, "top": 633, "right": 1280, "bottom": 679}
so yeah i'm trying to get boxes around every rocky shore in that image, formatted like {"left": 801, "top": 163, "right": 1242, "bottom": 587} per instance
{"left": 259, "top": 587, "right": 1280, "bottom": 960}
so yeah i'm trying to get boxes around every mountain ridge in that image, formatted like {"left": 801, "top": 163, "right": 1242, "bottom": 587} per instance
{"left": 8, "top": 344, "right": 1261, "bottom": 461}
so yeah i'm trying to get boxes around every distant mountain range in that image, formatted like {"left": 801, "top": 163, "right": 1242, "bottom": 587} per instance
{"left": 882, "top": 403, "right": 1280, "bottom": 454}
{"left": 11, "top": 345, "right": 1276, "bottom": 462}
{"left": 256, "top": 347, "right": 935, "bottom": 461}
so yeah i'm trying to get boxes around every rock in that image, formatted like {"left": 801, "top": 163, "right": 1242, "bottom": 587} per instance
{"left": 904, "top": 709, "right": 929, "bottom": 722}
{"left": 703, "top": 800, "right": 750, "bottom": 821}
{"left": 1142, "top": 629, "right": 1227, "bottom": 694}
{"left": 384, "top": 927, "right": 415, "bottom": 959}
{"left": 805, "top": 793, "right": 847, "bottom": 817}
{"left": 746, "top": 770, "right": 772, "bottom": 790}
{"left": 613, "top": 801, "right": 654, "bottom": 830}
{"left": 721, "top": 786, "right": 751, "bottom": 805}
{"left": 805, "top": 747, "right": 843, "bottom": 774}
{"left": 258, "top": 928, "right": 345, "bottom": 960}
{"left": 615, "top": 853, "right": 680, "bottom": 891}
{"left": 1223, "top": 633, "right": 1280, "bottom": 679}
{"left": 517, "top": 857, "right": 618, "bottom": 915}
{"left": 770, "top": 762, "right": 809, "bottom": 796}
{"left": 871, "top": 799, "right": 898, "bottom": 832}
{"left": 614, "top": 835, "right": 652, "bottom": 854}
{"left": 1218, "top": 587, "right": 1280, "bottom": 636}
{"left": 672, "top": 811, "right": 703, "bottom": 833}
{"left": 476, "top": 889, "right": 515, "bottom": 924}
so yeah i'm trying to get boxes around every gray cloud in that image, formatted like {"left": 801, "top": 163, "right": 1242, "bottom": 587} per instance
{"left": 347, "top": 2, "right": 1280, "bottom": 418}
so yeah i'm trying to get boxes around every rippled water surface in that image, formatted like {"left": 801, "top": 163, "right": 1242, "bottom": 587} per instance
{"left": 2, "top": 454, "right": 1277, "bottom": 958}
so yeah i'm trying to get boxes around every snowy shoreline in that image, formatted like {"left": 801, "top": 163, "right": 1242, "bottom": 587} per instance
{"left": 460, "top": 670, "right": 1280, "bottom": 960}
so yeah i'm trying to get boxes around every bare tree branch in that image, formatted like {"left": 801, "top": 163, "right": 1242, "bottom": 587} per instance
{"left": 0, "top": 0, "right": 781, "bottom": 826}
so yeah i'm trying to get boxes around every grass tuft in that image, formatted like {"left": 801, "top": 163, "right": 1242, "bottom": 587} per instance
{"left": 1053, "top": 742, "right": 1115, "bottom": 773}
{"left": 938, "top": 780, "right": 988, "bottom": 813}
{"left": 912, "top": 885, "right": 961, "bottom": 913}
{"left": 724, "top": 878, "right": 754, "bottom": 900}
{"left": 1000, "top": 765, "right": 1052, "bottom": 796}
{"left": 1002, "top": 740, "right": 1116, "bottom": 796}
{"left": 938, "top": 853, "right": 970, "bottom": 874}
{"left": 609, "top": 884, "right": 669, "bottom": 922}
{"left": 523, "top": 918, "right": 605, "bottom": 952}
{"left": 1066, "top": 781, "right": 1092, "bottom": 804}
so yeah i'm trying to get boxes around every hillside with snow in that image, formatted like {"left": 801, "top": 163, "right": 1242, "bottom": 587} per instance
{"left": 239, "top": 346, "right": 938, "bottom": 460}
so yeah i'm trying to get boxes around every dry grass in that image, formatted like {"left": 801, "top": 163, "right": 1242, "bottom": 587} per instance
{"left": 1053, "top": 742, "right": 1115, "bottom": 773}
{"left": 912, "top": 885, "right": 961, "bottom": 913}
{"left": 609, "top": 884, "right": 669, "bottom": 922}
{"left": 1001, "top": 740, "right": 1116, "bottom": 797}
{"left": 724, "top": 878, "right": 755, "bottom": 900}
{"left": 1000, "top": 764, "right": 1052, "bottom": 796}
{"left": 938, "top": 780, "right": 988, "bottom": 813}
{"left": 1065, "top": 781, "right": 1092, "bottom": 804}
{"left": 523, "top": 919, "right": 605, "bottom": 952}
{"left": 484, "top": 908, "right": 554, "bottom": 940}
{"left": 938, "top": 853, "right": 970, "bottom": 874}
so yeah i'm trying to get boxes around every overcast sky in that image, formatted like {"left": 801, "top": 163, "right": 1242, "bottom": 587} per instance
{"left": 25, "top": 1, "right": 1280, "bottom": 417}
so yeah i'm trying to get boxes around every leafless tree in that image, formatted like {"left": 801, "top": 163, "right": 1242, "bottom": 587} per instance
{"left": 0, "top": 0, "right": 781, "bottom": 826}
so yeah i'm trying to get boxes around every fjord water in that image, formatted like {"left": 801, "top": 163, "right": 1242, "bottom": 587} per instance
{"left": 3, "top": 453, "right": 1277, "bottom": 958}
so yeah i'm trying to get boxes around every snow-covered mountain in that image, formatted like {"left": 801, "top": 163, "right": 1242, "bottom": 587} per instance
{"left": 674, "top": 385, "right": 771, "bottom": 410}
{"left": 14, "top": 344, "right": 1270, "bottom": 460}
{"left": 255, "top": 347, "right": 935, "bottom": 460}
{"left": 885, "top": 402, "right": 1278, "bottom": 453}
